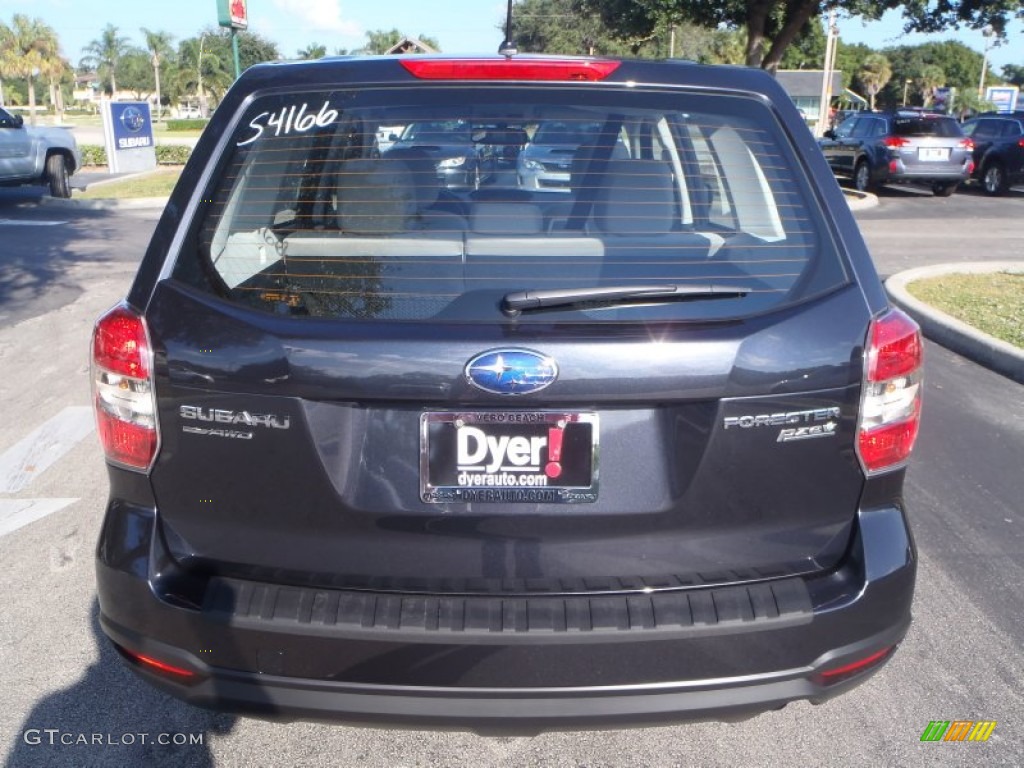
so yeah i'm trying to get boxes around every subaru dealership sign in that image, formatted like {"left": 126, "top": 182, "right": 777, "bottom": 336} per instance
{"left": 985, "top": 86, "right": 1019, "bottom": 114}
{"left": 101, "top": 101, "right": 157, "bottom": 173}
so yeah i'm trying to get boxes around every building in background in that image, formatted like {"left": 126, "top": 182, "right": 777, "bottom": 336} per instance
{"left": 776, "top": 70, "right": 854, "bottom": 132}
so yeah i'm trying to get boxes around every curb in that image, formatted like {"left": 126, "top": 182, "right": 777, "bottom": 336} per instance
{"left": 39, "top": 195, "right": 169, "bottom": 211}
{"left": 843, "top": 189, "right": 878, "bottom": 211}
{"left": 886, "top": 262, "right": 1024, "bottom": 385}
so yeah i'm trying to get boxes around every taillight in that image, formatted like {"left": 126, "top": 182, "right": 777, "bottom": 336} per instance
{"left": 959, "top": 138, "right": 974, "bottom": 150}
{"left": 1018, "top": 138, "right": 1024, "bottom": 148}
{"left": 816, "top": 646, "right": 895, "bottom": 686}
{"left": 114, "top": 644, "right": 201, "bottom": 684}
{"left": 857, "top": 309, "right": 923, "bottom": 474}
{"left": 400, "top": 58, "right": 620, "bottom": 81}
{"left": 92, "top": 303, "right": 158, "bottom": 471}
{"left": 882, "top": 136, "right": 909, "bottom": 149}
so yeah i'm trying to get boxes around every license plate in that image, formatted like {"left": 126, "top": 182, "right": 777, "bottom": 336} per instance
{"left": 420, "top": 412, "right": 598, "bottom": 503}
{"left": 918, "top": 147, "right": 950, "bottom": 162}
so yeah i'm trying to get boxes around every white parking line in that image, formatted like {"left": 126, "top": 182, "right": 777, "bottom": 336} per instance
{"left": 0, "top": 406, "right": 95, "bottom": 493}
{"left": 0, "top": 498, "right": 78, "bottom": 538}
{"left": 0, "top": 219, "right": 69, "bottom": 226}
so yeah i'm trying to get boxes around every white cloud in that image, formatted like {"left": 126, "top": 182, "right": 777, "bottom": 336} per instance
{"left": 271, "top": 0, "right": 362, "bottom": 37}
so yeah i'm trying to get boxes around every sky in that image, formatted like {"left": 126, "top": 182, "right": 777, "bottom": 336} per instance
{"left": 0, "top": 0, "right": 1019, "bottom": 75}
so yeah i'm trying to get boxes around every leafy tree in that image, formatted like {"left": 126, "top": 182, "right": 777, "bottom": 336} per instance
{"left": 857, "top": 53, "right": 892, "bottom": 110}
{"left": 779, "top": 16, "right": 826, "bottom": 70}
{"left": 297, "top": 43, "right": 327, "bottom": 60}
{"left": 878, "top": 40, "right": 989, "bottom": 109}
{"left": 573, "top": 1, "right": 1024, "bottom": 72}
{"left": 1001, "top": 64, "right": 1024, "bottom": 87}
{"left": 142, "top": 28, "right": 174, "bottom": 118}
{"left": 897, "top": 0, "right": 1024, "bottom": 37}
{"left": 230, "top": 30, "right": 280, "bottom": 70}
{"left": 512, "top": 0, "right": 745, "bottom": 60}
{"left": 513, "top": 0, "right": 637, "bottom": 55}
{"left": 80, "top": 24, "right": 132, "bottom": 96}
{"left": 118, "top": 49, "right": 155, "bottom": 98}
{"left": 0, "top": 15, "right": 60, "bottom": 123}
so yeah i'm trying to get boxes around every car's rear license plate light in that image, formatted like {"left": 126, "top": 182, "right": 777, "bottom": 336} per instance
{"left": 420, "top": 412, "right": 598, "bottom": 503}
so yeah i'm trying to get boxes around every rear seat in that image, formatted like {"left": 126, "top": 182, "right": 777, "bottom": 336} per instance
{"left": 585, "top": 160, "right": 719, "bottom": 280}
{"left": 465, "top": 202, "right": 603, "bottom": 257}
{"left": 282, "top": 158, "right": 465, "bottom": 316}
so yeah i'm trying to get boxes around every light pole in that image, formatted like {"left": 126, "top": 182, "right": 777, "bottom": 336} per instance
{"left": 816, "top": 10, "right": 839, "bottom": 137}
{"left": 978, "top": 25, "right": 995, "bottom": 97}
{"left": 902, "top": 78, "right": 912, "bottom": 106}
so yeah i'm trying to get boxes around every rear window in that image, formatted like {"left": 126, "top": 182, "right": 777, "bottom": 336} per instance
{"left": 174, "top": 84, "right": 847, "bottom": 323}
{"left": 892, "top": 116, "right": 962, "bottom": 138}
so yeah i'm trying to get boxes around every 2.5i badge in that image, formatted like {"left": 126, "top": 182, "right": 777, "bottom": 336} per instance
{"left": 420, "top": 412, "right": 598, "bottom": 503}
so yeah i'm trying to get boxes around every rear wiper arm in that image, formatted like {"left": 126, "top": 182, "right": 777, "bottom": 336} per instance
{"left": 502, "top": 283, "right": 751, "bottom": 315}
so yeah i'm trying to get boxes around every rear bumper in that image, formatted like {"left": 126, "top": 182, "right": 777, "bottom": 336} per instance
{"left": 882, "top": 160, "right": 971, "bottom": 185}
{"left": 96, "top": 502, "right": 915, "bottom": 731}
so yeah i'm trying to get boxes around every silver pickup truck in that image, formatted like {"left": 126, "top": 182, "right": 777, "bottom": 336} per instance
{"left": 0, "top": 106, "right": 81, "bottom": 198}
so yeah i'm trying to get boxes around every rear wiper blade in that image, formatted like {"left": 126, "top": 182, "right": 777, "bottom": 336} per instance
{"left": 502, "top": 283, "right": 751, "bottom": 315}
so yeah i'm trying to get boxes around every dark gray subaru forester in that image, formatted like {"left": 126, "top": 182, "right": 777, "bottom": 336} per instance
{"left": 92, "top": 54, "right": 922, "bottom": 732}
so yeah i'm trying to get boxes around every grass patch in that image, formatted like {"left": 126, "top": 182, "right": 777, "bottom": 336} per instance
{"left": 908, "top": 272, "right": 1024, "bottom": 349}
{"left": 78, "top": 169, "right": 181, "bottom": 200}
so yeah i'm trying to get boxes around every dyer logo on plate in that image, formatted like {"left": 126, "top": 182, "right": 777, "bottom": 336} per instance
{"left": 465, "top": 349, "right": 557, "bottom": 395}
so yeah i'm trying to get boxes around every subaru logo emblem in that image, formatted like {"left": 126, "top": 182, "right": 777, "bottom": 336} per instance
{"left": 465, "top": 349, "right": 558, "bottom": 395}
{"left": 120, "top": 106, "right": 145, "bottom": 133}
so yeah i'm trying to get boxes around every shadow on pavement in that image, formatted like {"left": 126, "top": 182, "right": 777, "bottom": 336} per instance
{"left": 6, "top": 601, "right": 235, "bottom": 768}
{"left": 0, "top": 190, "right": 143, "bottom": 326}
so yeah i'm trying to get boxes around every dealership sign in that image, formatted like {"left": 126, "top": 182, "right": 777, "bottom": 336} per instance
{"left": 100, "top": 101, "right": 157, "bottom": 173}
{"left": 218, "top": 0, "right": 248, "bottom": 29}
{"left": 985, "top": 86, "right": 1019, "bottom": 114}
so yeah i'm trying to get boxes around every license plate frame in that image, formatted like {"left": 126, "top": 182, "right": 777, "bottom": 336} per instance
{"left": 420, "top": 411, "right": 599, "bottom": 503}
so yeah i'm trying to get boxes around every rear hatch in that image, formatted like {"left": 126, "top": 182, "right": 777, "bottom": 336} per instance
{"left": 893, "top": 114, "right": 972, "bottom": 173}
{"left": 144, "top": 63, "right": 872, "bottom": 595}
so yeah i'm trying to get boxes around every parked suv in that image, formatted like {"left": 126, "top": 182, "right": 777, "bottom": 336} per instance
{"left": 92, "top": 55, "right": 921, "bottom": 732}
{"left": 819, "top": 110, "right": 973, "bottom": 196}
{"left": 961, "top": 111, "right": 1024, "bottom": 195}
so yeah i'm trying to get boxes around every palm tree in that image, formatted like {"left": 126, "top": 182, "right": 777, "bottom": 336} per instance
{"left": 80, "top": 24, "right": 131, "bottom": 97}
{"left": 40, "top": 54, "right": 69, "bottom": 123}
{"left": 0, "top": 15, "right": 60, "bottom": 124}
{"left": 175, "top": 34, "right": 231, "bottom": 114}
{"left": 141, "top": 28, "right": 174, "bottom": 119}
{"left": 297, "top": 43, "right": 327, "bottom": 60}
{"left": 916, "top": 65, "right": 945, "bottom": 108}
{"left": 857, "top": 53, "right": 892, "bottom": 111}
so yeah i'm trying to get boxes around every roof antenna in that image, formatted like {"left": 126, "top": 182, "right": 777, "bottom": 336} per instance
{"left": 498, "top": 0, "right": 518, "bottom": 57}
